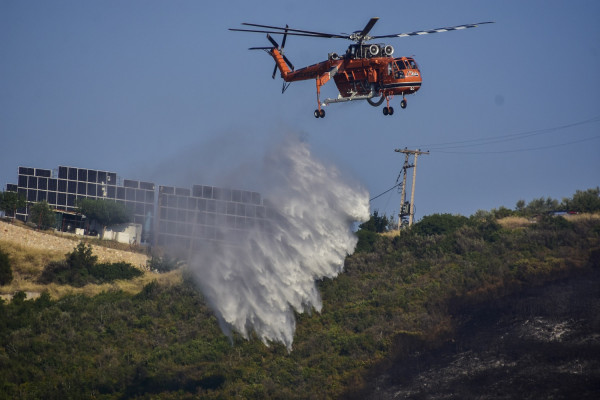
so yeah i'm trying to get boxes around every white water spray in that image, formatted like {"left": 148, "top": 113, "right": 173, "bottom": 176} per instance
{"left": 188, "top": 135, "right": 369, "bottom": 350}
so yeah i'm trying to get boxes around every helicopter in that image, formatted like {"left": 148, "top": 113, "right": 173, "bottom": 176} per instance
{"left": 230, "top": 18, "right": 493, "bottom": 118}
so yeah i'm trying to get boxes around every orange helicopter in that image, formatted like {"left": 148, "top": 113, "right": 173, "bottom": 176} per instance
{"left": 230, "top": 18, "right": 493, "bottom": 118}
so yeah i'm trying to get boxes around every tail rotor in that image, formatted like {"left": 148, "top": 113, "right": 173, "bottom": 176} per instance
{"left": 267, "top": 25, "right": 294, "bottom": 79}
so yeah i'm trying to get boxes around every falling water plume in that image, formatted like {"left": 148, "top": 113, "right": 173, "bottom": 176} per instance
{"left": 188, "top": 135, "right": 370, "bottom": 350}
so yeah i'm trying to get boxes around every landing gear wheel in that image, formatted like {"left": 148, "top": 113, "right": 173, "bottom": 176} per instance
{"left": 389, "top": 107, "right": 394, "bottom": 115}
{"left": 400, "top": 99, "right": 407, "bottom": 109}
{"left": 383, "top": 107, "right": 389, "bottom": 116}
{"left": 319, "top": 109, "right": 325, "bottom": 118}
{"left": 314, "top": 110, "right": 320, "bottom": 118}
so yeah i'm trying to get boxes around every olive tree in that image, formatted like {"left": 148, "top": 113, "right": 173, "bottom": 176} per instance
{"left": 77, "top": 198, "right": 131, "bottom": 236}
{"left": 0, "top": 191, "right": 26, "bottom": 221}
{"left": 29, "top": 201, "right": 56, "bottom": 230}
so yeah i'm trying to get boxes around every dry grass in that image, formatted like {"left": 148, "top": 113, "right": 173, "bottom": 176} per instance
{"left": 380, "top": 230, "right": 401, "bottom": 238}
{"left": 0, "top": 239, "right": 64, "bottom": 281}
{"left": 0, "top": 224, "right": 181, "bottom": 300}
{"left": 564, "top": 212, "right": 600, "bottom": 222}
{"left": 497, "top": 216, "right": 532, "bottom": 229}
{"left": 498, "top": 213, "right": 600, "bottom": 229}
{"left": 1, "top": 269, "right": 182, "bottom": 301}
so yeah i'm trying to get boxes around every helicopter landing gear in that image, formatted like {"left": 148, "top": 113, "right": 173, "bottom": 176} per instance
{"left": 400, "top": 98, "right": 407, "bottom": 109}
{"left": 382, "top": 94, "right": 394, "bottom": 116}
{"left": 314, "top": 109, "right": 325, "bottom": 118}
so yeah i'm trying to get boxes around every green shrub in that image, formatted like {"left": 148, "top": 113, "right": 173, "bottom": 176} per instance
{"left": 66, "top": 242, "right": 97, "bottom": 270}
{"left": 0, "top": 248, "right": 13, "bottom": 285}
{"left": 411, "top": 213, "right": 469, "bottom": 236}
{"left": 39, "top": 241, "right": 143, "bottom": 286}
{"left": 359, "top": 210, "right": 393, "bottom": 233}
{"left": 147, "top": 254, "right": 184, "bottom": 273}
{"left": 39, "top": 259, "right": 88, "bottom": 286}
{"left": 88, "top": 262, "right": 142, "bottom": 282}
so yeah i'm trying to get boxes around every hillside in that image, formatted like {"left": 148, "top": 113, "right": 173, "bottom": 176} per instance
{"left": 0, "top": 221, "right": 170, "bottom": 301}
{"left": 363, "top": 268, "right": 600, "bottom": 399}
{"left": 0, "top": 212, "right": 599, "bottom": 398}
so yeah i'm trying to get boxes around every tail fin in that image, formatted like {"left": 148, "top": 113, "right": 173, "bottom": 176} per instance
{"left": 249, "top": 28, "right": 295, "bottom": 82}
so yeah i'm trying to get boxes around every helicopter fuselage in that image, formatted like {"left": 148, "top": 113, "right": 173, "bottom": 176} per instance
{"left": 271, "top": 44, "right": 421, "bottom": 101}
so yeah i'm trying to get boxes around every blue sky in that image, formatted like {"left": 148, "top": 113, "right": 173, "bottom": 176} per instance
{"left": 1, "top": 0, "right": 599, "bottom": 221}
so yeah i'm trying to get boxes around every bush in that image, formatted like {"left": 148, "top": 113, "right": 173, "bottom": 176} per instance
{"left": 147, "top": 254, "right": 185, "bottom": 273}
{"left": 39, "top": 241, "right": 143, "bottom": 286}
{"left": 411, "top": 213, "right": 469, "bottom": 236}
{"left": 0, "top": 248, "right": 13, "bottom": 285}
{"left": 39, "top": 260, "right": 88, "bottom": 286}
{"left": 354, "top": 230, "right": 379, "bottom": 253}
{"left": 88, "top": 262, "right": 143, "bottom": 282}
{"left": 359, "top": 211, "right": 393, "bottom": 233}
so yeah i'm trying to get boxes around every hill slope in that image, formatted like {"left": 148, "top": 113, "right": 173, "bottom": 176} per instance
{"left": 0, "top": 214, "right": 598, "bottom": 398}
{"left": 363, "top": 269, "right": 600, "bottom": 399}
{"left": 0, "top": 221, "right": 153, "bottom": 300}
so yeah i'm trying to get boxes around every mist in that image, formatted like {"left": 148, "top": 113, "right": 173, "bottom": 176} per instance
{"left": 184, "top": 134, "right": 370, "bottom": 350}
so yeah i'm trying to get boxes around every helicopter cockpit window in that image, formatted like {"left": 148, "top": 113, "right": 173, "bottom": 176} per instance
{"left": 408, "top": 59, "right": 418, "bottom": 69}
{"left": 396, "top": 60, "right": 407, "bottom": 70}
{"left": 346, "top": 45, "right": 357, "bottom": 59}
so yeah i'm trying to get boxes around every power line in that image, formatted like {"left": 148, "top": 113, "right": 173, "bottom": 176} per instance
{"left": 370, "top": 183, "right": 400, "bottom": 202}
{"left": 433, "top": 134, "right": 600, "bottom": 154}
{"left": 408, "top": 115, "right": 600, "bottom": 151}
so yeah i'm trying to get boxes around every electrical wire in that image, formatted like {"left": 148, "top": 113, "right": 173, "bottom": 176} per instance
{"left": 408, "top": 115, "right": 600, "bottom": 151}
{"left": 433, "top": 134, "right": 600, "bottom": 154}
{"left": 370, "top": 183, "right": 400, "bottom": 202}
{"left": 371, "top": 115, "right": 600, "bottom": 202}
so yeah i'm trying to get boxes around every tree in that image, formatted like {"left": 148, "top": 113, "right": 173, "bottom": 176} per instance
{"left": 77, "top": 198, "right": 131, "bottom": 236}
{"left": 411, "top": 213, "right": 469, "bottom": 236}
{"left": 359, "top": 210, "right": 392, "bottom": 233}
{"left": 29, "top": 201, "right": 56, "bottom": 230}
{"left": 0, "top": 248, "right": 13, "bottom": 285}
{"left": 563, "top": 187, "right": 600, "bottom": 213}
{"left": 0, "top": 191, "right": 26, "bottom": 221}
{"left": 517, "top": 197, "right": 561, "bottom": 217}
{"left": 515, "top": 199, "right": 526, "bottom": 213}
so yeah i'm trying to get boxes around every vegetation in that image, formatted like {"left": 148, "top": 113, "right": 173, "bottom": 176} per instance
{"left": 410, "top": 213, "right": 469, "bottom": 236}
{"left": 77, "top": 198, "right": 131, "bottom": 234}
{"left": 0, "top": 249, "right": 12, "bottom": 286}
{"left": 358, "top": 210, "right": 393, "bottom": 233}
{"left": 147, "top": 254, "right": 186, "bottom": 273}
{"left": 0, "top": 189, "right": 598, "bottom": 399}
{"left": 355, "top": 210, "right": 394, "bottom": 253}
{"left": 28, "top": 201, "right": 56, "bottom": 230}
{"left": 0, "top": 191, "right": 26, "bottom": 220}
{"left": 38, "top": 242, "right": 142, "bottom": 287}
{"left": 511, "top": 187, "right": 600, "bottom": 217}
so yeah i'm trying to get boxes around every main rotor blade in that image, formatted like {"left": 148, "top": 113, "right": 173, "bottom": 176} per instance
{"left": 272, "top": 64, "right": 278, "bottom": 79}
{"left": 266, "top": 33, "right": 279, "bottom": 48}
{"left": 372, "top": 21, "right": 494, "bottom": 39}
{"left": 230, "top": 28, "right": 344, "bottom": 39}
{"left": 282, "top": 54, "right": 295, "bottom": 71}
{"left": 240, "top": 22, "right": 346, "bottom": 39}
{"left": 359, "top": 17, "right": 379, "bottom": 38}
{"left": 281, "top": 25, "right": 289, "bottom": 48}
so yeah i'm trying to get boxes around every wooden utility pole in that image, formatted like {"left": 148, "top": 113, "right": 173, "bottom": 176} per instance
{"left": 394, "top": 148, "right": 429, "bottom": 230}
